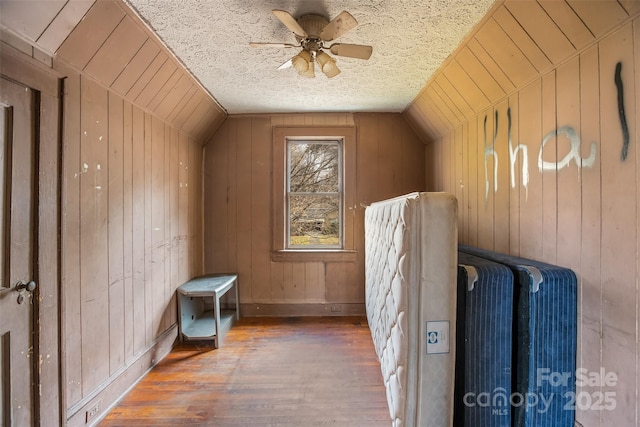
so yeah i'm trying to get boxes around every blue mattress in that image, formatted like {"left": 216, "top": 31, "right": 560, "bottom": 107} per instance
{"left": 459, "top": 245, "right": 577, "bottom": 427}
{"left": 455, "top": 252, "right": 514, "bottom": 427}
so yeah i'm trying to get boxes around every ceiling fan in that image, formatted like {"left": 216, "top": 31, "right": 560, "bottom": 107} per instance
{"left": 250, "top": 10, "right": 373, "bottom": 78}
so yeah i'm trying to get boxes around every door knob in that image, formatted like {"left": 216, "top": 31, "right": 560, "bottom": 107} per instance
{"left": 16, "top": 280, "right": 37, "bottom": 293}
{"left": 15, "top": 280, "right": 37, "bottom": 304}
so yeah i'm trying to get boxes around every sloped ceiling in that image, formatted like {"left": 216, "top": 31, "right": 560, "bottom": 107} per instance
{"left": 125, "top": 0, "right": 495, "bottom": 114}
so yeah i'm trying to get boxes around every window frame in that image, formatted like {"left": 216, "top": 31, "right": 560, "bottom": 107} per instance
{"left": 286, "top": 138, "right": 343, "bottom": 250}
{"left": 272, "top": 126, "right": 357, "bottom": 262}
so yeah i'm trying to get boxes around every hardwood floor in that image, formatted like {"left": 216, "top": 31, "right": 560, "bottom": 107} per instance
{"left": 99, "top": 316, "right": 390, "bottom": 426}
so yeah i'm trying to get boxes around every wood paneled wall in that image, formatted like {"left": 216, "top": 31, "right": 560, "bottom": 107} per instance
{"left": 2, "top": 1, "right": 220, "bottom": 423}
{"left": 405, "top": 0, "right": 640, "bottom": 142}
{"left": 406, "top": 2, "right": 640, "bottom": 426}
{"left": 1, "top": 0, "right": 227, "bottom": 138}
{"left": 203, "top": 113, "right": 425, "bottom": 316}
{"left": 48, "top": 0, "right": 226, "bottom": 144}
{"left": 58, "top": 61, "right": 204, "bottom": 425}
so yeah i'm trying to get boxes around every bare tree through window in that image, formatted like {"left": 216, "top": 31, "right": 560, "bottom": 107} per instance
{"left": 287, "top": 140, "right": 342, "bottom": 247}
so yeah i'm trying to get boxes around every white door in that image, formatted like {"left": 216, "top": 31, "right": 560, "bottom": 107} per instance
{"left": 0, "top": 76, "right": 38, "bottom": 426}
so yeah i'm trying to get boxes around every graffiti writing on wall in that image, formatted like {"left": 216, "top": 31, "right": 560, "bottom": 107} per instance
{"left": 484, "top": 112, "right": 499, "bottom": 199}
{"left": 615, "top": 62, "right": 630, "bottom": 161}
{"left": 480, "top": 62, "right": 631, "bottom": 200}
{"left": 484, "top": 108, "right": 597, "bottom": 201}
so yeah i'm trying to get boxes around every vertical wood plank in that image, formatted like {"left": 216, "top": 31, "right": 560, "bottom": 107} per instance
{"left": 285, "top": 263, "right": 306, "bottom": 301}
{"left": 305, "top": 262, "right": 325, "bottom": 302}
{"left": 203, "top": 122, "right": 228, "bottom": 272}
{"left": 143, "top": 113, "right": 153, "bottom": 345}
{"left": 466, "top": 116, "right": 479, "bottom": 247}
{"left": 178, "top": 133, "right": 189, "bottom": 284}
{"left": 60, "top": 64, "right": 83, "bottom": 407}
{"left": 402, "top": 118, "right": 426, "bottom": 194}
{"left": 599, "top": 24, "right": 636, "bottom": 426}
{"left": 251, "top": 118, "right": 272, "bottom": 301}
{"left": 460, "top": 122, "right": 469, "bottom": 244}
{"left": 236, "top": 118, "right": 252, "bottom": 301}
{"left": 122, "top": 100, "right": 134, "bottom": 362}
{"left": 325, "top": 263, "right": 346, "bottom": 302}
{"left": 190, "top": 138, "right": 203, "bottom": 276}
{"left": 577, "top": 44, "right": 602, "bottom": 427}
{"left": 379, "top": 115, "right": 398, "bottom": 199}
{"left": 107, "top": 91, "right": 125, "bottom": 374}
{"left": 555, "top": 57, "right": 582, "bottom": 273}
{"left": 507, "top": 94, "right": 520, "bottom": 256}
{"left": 516, "top": 80, "right": 543, "bottom": 260}
{"left": 221, "top": 120, "right": 237, "bottom": 276}
{"left": 38, "top": 88, "right": 62, "bottom": 427}
{"left": 270, "top": 261, "right": 284, "bottom": 301}
{"left": 79, "top": 77, "right": 110, "bottom": 393}
{"left": 131, "top": 105, "right": 146, "bottom": 355}
{"left": 453, "top": 126, "right": 465, "bottom": 243}
{"left": 635, "top": 19, "right": 640, "bottom": 426}
{"left": 149, "top": 116, "right": 165, "bottom": 338}
{"left": 494, "top": 100, "right": 510, "bottom": 253}
{"left": 162, "top": 122, "right": 172, "bottom": 331}
{"left": 540, "top": 71, "right": 557, "bottom": 264}
{"left": 169, "top": 127, "right": 180, "bottom": 325}
{"left": 477, "top": 108, "right": 495, "bottom": 250}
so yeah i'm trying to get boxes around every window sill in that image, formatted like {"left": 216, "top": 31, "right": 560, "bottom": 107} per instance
{"left": 271, "top": 249, "right": 357, "bottom": 263}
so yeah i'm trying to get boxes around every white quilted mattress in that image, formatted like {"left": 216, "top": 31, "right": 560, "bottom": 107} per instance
{"left": 364, "top": 192, "right": 458, "bottom": 427}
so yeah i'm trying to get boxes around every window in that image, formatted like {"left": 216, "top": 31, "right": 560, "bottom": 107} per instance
{"left": 287, "top": 139, "right": 342, "bottom": 249}
{"left": 272, "top": 127, "right": 356, "bottom": 262}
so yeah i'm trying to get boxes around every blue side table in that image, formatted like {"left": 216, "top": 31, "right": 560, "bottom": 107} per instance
{"left": 177, "top": 274, "right": 240, "bottom": 348}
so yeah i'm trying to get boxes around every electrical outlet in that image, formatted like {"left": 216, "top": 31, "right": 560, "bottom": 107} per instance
{"left": 331, "top": 304, "right": 342, "bottom": 312}
{"left": 86, "top": 400, "right": 101, "bottom": 423}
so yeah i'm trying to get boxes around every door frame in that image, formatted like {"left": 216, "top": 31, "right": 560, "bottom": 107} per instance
{"left": 0, "top": 42, "right": 63, "bottom": 427}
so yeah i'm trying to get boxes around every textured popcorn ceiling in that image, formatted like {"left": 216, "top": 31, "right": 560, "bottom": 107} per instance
{"left": 126, "top": 0, "right": 495, "bottom": 114}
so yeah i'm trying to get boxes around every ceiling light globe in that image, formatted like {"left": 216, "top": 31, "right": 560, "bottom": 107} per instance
{"left": 292, "top": 50, "right": 311, "bottom": 73}
{"left": 316, "top": 51, "right": 340, "bottom": 78}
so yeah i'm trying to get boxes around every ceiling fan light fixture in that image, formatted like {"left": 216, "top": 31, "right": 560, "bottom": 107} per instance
{"left": 300, "top": 58, "right": 315, "bottom": 78}
{"left": 250, "top": 9, "right": 372, "bottom": 78}
{"left": 316, "top": 51, "right": 340, "bottom": 78}
{"left": 291, "top": 50, "right": 311, "bottom": 73}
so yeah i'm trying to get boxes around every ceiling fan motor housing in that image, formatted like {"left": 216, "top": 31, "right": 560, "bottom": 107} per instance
{"left": 296, "top": 15, "right": 330, "bottom": 40}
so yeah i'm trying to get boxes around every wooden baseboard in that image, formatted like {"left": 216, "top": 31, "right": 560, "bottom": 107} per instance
{"left": 66, "top": 325, "right": 178, "bottom": 427}
{"left": 240, "top": 302, "right": 366, "bottom": 317}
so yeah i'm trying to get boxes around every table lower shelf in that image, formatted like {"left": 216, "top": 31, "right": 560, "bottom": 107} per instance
{"left": 181, "top": 309, "right": 237, "bottom": 340}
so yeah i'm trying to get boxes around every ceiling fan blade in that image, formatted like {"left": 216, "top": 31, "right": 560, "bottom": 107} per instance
{"left": 329, "top": 43, "right": 373, "bottom": 60}
{"left": 272, "top": 10, "right": 307, "bottom": 38}
{"left": 277, "top": 59, "right": 293, "bottom": 70}
{"left": 319, "top": 11, "right": 357, "bottom": 41}
{"left": 249, "top": 42, "right": 297, "bottom": 48}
